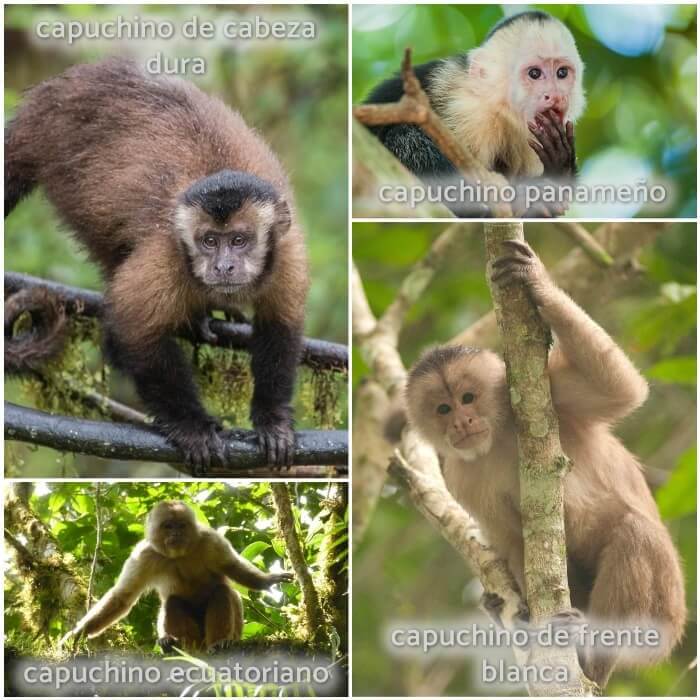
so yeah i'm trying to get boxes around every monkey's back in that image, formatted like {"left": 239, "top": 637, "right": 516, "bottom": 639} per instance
{"left": 6, "top": 58, "right": 291, "bottom": 270}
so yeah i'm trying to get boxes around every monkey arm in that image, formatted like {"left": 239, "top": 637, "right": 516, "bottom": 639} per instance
{"left": 70, "top": 543, "right": 154, "bottom": 639}
{"left": 205, "top": 531, "right": 293, "bottom": 590}
{"left": 103, "top": 241, "right": 226, "bottom": 472}
{"left": 492, "top": 240, "right": 649, "bottom": 422}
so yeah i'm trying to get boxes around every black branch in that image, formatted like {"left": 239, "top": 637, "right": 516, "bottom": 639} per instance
{"left": 5, "top": 272, "right": 348, "bottom": 372}
{"left": 5, "top": 402, "right": 348, "bottom": 477}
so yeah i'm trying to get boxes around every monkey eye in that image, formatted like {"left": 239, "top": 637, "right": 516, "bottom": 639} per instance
{"left": 202, "top": 235, "right": 218, "bottom": 249}
{"left": 557, "top": 67, "right": 569, "bottom": 79}
{"left": 437, "top": 403, "right": 451, "bottom": 415}
{"left": 527, "top": 67, "right": 542, "bottom": 80}
{"left": 462, "top": 392, "right": 475, "bottom": 404}
{"left": 231, "top": 234, "right": 247, "bottom": 247}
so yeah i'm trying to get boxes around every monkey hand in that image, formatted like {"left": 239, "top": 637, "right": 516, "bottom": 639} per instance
{"left": 165, "top": 418, "right": 227, "bottom": 475}
{"left": 490, "top": 239, "right": 553, "bottom": 304}
{"left": 58, "top": 625, "right": 86, "bottom": 651}
{"left": 528, "top": 111, "right": 577, "bottom": 177}
{"left": 270, "top": 571, "right": 295, "bottom": 585}
{"left": 252, "top": 406, "right": 296, "bottom": 467}
{"left": 193, "top": 314, "right": 219, "bottom": 345}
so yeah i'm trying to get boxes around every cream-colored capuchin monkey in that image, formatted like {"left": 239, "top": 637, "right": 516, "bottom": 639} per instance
{"left": 60, "top": 501, "right": 293, "bottom": 651}
{"left": 405, "top": 241, "right": 686, "bottom": 688}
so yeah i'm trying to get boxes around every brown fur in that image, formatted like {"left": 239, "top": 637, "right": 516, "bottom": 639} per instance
{"left": 62, "top": 501, "right": 291, "bottom": 650}
{"left": 6, "top": 57, "right": 308, "bottom": 335}
{"left": 405, "top": 246, "right": 686, "bottom": 688}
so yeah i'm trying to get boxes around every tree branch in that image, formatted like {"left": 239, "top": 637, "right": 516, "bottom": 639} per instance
{"left": 5, "top": 402, "right": 347, "bottom": 477}
{"left": 5, "top": 272, "right": 347, "bottom": 373}
{"left": 271, "top": 484, "right": 328, "bottom": 644}
{"left": 484, "top": 223, "right": 591, "bottom": 696}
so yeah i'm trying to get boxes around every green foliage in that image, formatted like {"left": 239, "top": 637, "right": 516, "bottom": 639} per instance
{"left": 352, "top": 4, "right": 697, "bottom": 217}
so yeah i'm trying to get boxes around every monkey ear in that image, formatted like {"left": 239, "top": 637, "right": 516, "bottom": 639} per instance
{"left": 271, "top": 199, "right": 292, "bottom": 238}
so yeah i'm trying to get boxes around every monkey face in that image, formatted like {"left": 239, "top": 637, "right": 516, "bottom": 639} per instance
{"left": 147, "top": 502, "right": 198, "bottom": 558}
{"left": 407, "top": 347, "right": 509, "bottom": 461}
{"left": 175, "top": 170, "right": 292, "bottom": 293}
{"left": 476, "top": 17, "right": 586, "bottom": 126}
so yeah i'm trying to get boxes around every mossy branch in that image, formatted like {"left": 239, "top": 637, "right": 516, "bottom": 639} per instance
{"left": 271, "top": 484, "right": 329, "bottom": 645}
{"left": 5, "top": 402, "right": 347, "bottom": 477}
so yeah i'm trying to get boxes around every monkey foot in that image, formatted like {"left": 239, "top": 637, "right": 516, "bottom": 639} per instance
{"left": 207, "top": 639, "right": 238, "bottom": 654}
{"left": 158, "top": 635, "right": 180, "bottom": 653}
{"left": 546, "top": 607, "right": 587, "bottom": 643}
{"left": 165, "top": 420, "right": 227, "bottom": 475}
{"left": 480, "top": 592, "right": 530, "bottom": 626}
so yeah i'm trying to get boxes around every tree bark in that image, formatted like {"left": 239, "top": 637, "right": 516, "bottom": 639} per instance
{"left": 484, "top": 223, "right": 592, "bottom": 696}
{"left": 271, "top": 484, "right": 328, "bottom": 645}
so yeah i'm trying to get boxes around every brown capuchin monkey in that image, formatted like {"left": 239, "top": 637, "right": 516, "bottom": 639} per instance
{"left": 366, "top": 11, "right": 586, "bottom": 217}
{"left": 5, "top": 58, "right": 309, "bottom": 471}
{"left": 60, "top": 501, "right": 293, "bottom": 651}
{"left": 405, "top": 241, "right": 685, "bottom": 688}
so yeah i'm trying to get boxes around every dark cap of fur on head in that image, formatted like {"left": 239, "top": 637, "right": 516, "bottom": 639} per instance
{"left": 484, "top": 10, "right": 553, "bottom": 41}
{"left": 182, "top": 170, "right": 279, "bottom": 224}
{"left": 408, "top": 344, "right": 483, "bottom": 383}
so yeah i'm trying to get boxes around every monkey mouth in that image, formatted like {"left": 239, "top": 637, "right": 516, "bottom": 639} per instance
{"left": 451, "top": 430, "right": 489, "bottom": 447}
{"left": 538, "top": 108, "right": 565, "bottom": 124}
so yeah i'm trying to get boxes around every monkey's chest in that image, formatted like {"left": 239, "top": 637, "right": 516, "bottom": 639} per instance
{"left": 156, "top": 561, "right": 222, "bottom": 602}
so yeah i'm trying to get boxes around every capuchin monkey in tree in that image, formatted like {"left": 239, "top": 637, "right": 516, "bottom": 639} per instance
{"left": 5, "top": 58, "right": 309, "bottom": 471}
{"left": 366, "top": 11, "right": 585, "bottom": 217}
{"left": 405, "top": 241, "right": 686, "bottom": 688}
{"left": 60, "top": 501, "right": 293, "bottom": 651}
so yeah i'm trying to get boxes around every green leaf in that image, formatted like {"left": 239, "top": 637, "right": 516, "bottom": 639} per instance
{"left": 656, "top": 447, "right": 697, "bottom": 519}
{"left": 240, "top": 541, "right": 271, "bottom": 561}
{"left": 646, "top": 356, "right": 696, "bottom": 386}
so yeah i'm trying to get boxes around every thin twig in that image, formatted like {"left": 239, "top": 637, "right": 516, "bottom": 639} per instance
{"left": 555, "top": 221, "right": 614, "bottom": 267}
{"left": 85, "top": 484, "right": 103, "bottom": 611}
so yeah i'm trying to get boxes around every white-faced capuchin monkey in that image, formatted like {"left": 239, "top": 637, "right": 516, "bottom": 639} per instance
{"left": 5, "top": 58, "right": 309, "bottom": 471}
{"left": 366, "top": 11, "right": 586, "bottom": 217}
{"left": 405, "top": 241, "right": 685, "bottom": 688}
{"left": 60, "top": 501, "right": 293, "bottom": 651}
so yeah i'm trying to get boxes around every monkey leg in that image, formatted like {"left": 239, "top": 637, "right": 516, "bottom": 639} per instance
{"left": 584, "top": 515, "right": 686, "bottom": 688}
{"left": 203, "top": 584, "right": 243, "bottom": 650}
{"left": 103, "top": 328, "right": 226, "bottom": 473}
{"left": 249, "top": 316, "right": 304, "bottom": 466}
{"left": 159, "top": 596, "right": 205, "bottom": 651}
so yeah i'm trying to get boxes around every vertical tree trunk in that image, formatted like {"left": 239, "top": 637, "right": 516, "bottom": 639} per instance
{"left": 484, "top": 223, "right": 592, "bottom": 696}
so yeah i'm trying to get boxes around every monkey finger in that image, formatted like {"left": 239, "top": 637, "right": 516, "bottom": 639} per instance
{"left": 501, "top": 240, "right": 534, "bottom": 257}
{"left": 546, "top": 110, "right": 568, "bottom": 151}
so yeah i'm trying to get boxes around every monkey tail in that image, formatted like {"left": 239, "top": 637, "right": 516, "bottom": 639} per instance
{"left": 5, "top": 121, "right": 38, "bottom": 217}
{"left": 5, "top": 288, "right": 68, "bottom": 375}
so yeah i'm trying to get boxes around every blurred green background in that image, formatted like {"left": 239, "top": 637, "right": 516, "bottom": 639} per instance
{"left": 353, "top": 4, "right": 697, "bottom": 218}
{"left": 4, "top": 4, "right": 348, "bottom": 475}
{"left": 352, "top": 224, "right": 696, "bottom": 696}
